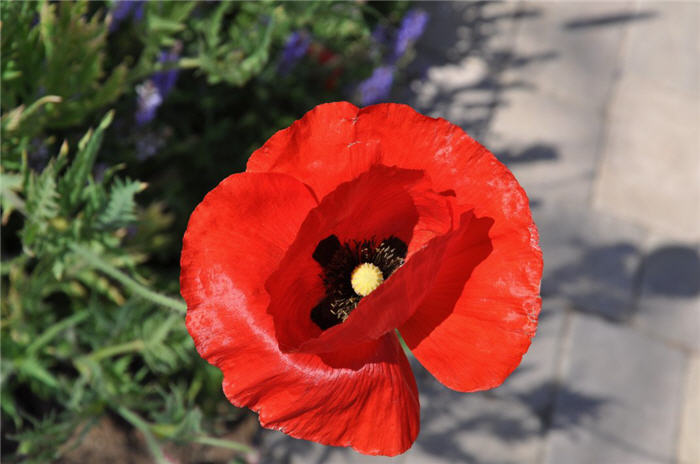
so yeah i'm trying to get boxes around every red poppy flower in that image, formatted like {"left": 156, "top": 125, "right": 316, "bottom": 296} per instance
{"left": 180, "top": 102, "right": 542, "bottom": 456}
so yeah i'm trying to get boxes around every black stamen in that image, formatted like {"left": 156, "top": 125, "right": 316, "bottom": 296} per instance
{"left": 312, "top": 235, "right": 341, "bottom": 267}
{"left": 311, "top": 299, "right": 341, "bottom": 330}
{"left": 310, "top": 235, "right": 407, "bottom": 330}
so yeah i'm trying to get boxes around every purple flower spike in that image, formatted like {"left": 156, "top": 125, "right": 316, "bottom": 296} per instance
{"left": 358, "top": 66, "right": 394, "bottom": 106}
{"left": 134, "top": 45, "right": 180, "bottom": 125}
{"left": 279, "top": 31, "right": 311, "bottom": 74}
{"left": 109, "top": 0, "right": 145, "bottom": 32}
{"left": 393, "top": 10, "right": 429, "bottom": 60}
{"left": 152, "top": 50, "right": 180, "bottom": 97}
{"left": 371, "top": 23, "right": 389, "bottom": 46}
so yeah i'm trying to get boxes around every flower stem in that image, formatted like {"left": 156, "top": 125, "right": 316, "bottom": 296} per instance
{"left": 117, "top": 406, "right": 254, "bottom": 459}
{"left": 115, "top": 406, "right": 169, "bottom": 464}
{"left": 70, "top": 243, "right": 186, "bottom": 314}
{"left": 86, "top": 339, "right": 145, "bottom": 362}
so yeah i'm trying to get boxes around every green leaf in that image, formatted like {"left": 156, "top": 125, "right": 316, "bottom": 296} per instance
{"left": 26, "top": 311, "right": 90, "bottom": 356}
{"left": 98, "top": 178, "right": 147, "bottom": 229}
{"left": 17, "top": 358, "right": 60, "bottom": 389}
{"left": 25, "top": 162, "right": 59, "bottom": 223}
{"left": 59, "top": 111, "right": 113, "bottom": 210}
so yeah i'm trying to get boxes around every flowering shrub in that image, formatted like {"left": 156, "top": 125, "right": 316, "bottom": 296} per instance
{"left": 0, "top": 1, "right": 428, "bottom": 462}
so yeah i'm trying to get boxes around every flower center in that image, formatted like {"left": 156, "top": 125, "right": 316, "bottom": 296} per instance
{"left": 351, "top": 262, "right": 384, "bottom": 297}
{"left": 310, "top": 235, "right": 407, "bottom": 330}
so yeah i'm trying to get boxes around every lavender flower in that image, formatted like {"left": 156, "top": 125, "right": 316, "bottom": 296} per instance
{"left": 371, "top": 23, "right": 389, "bottom": 46}
{"left": 393, "top": 10, "right": 429, "bottom": 60}
{"left": 135, "top": 80, "right": 162, "bottom": 126}
{"left": 109, "top": 0, "right": 145, "bottom": 32}
{"left": 151, "top": 50, "right": 180, "bottom": 96}
{"left": 358, "top": 66, "right": 394, "bottom": 106}
{"left": 134, "top": 45, "right": 180, "bottom": 126}
{"left": 279, "top": 31, "right": 311, "bottom": 74}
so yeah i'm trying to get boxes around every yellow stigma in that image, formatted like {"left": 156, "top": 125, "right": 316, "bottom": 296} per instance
{"left": 350, "top": 262, "right": 384, "bottom": 297}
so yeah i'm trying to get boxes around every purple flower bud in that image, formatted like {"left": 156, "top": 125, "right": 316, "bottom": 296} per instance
{"left": 109, "top": 0, "right": 145, "bottom": 32}
{"left": 279, "top": 31, "right": 311, "bottom": 74}
{"left": 358, "top": 66, "right": 394, "bottom": 106}
{"left": 371, "top": 24, "right": 389, "bottom": 46}
{"left": 394, "top": 10, "right": 429, "bottom": 60}
{"left": 151, "top": 50, "right": 180, "bottom": 97}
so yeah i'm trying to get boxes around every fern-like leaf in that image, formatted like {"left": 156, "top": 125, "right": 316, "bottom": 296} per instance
{"left": 98, "top": 178, "right": 146, "bottom": 229}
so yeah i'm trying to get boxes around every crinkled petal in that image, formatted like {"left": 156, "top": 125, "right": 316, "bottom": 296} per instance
{"left": 247, "top": 102, "right": 372, "bottom": 200}
{"left": 399, "top": 211, "right": 541, "bottom": 391}
{"left": 181, "top": 171, "right": 419, "bottom": 455}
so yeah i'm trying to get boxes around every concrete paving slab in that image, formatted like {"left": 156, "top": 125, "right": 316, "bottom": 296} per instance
{"left": 407, "top": 2, "right": 524, "bottom": 140}
{"left": 544, "top": 314, "right": 687, "bottom": 464}
{"left": 403, "top": 395, "right": 542, "bottom": 464}
{"left": 406, "top": 362, "right": 543, "bottom": 464}
{"left": 621, "top": 1, "right": 700, "bottom": 96}
{"left": 503, "top": 1, "right": 635, "bottom": 111}
{"left": 261, "top": 430, "right": 406, "bottom": 464}
{"left": 488, "top": 89, "right": 603, "bottom": 194}
{"left": 496, "top": 297, "right": 568, "bottom": 419}
{"left": 593, "top": 73, "right": 700, "bottom": 241}
{"left": 535, "top": 204, "right": 647, "bottom": 320}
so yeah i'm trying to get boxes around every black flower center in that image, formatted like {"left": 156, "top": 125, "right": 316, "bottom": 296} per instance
{"left": 310, "top": 235, "right": 408, "bottom": 330}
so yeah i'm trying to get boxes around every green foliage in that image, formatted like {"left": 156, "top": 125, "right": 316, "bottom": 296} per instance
{"left": 1, "top": 0, "right": 420, "bottom": 461}
{"left": 1, "top": 1, "right": 128, "bottom": 160}
{"left": 1, "top": 114, "right": 243, "bottom": 462}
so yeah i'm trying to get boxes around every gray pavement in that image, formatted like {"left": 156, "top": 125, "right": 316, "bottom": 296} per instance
{"left": 261, "top": 2, "right": 700, "bottom": 463}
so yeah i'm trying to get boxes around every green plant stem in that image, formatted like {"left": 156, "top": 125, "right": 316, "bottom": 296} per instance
{"left": 86, "top": 339, "right": 145, "bottom": 361}
{"left": 27, "top": 310, "right": 89, "bottom": 355}
{"left": 117, "top": 407, "right": 254, "bottom": 459}
{"left": 70, "top": 243, "right": 186, "bottom": 314}
{"left": 115, "top": 406, "right": 169, "bottom": 464}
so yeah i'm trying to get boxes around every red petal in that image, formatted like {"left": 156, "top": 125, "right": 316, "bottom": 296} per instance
{"left": 181, "top": 172, "right": 419, "bottom": 455}
{"left": 248, "top": 102, "right": 542, "bottom": 391}
{"left": 265, "top": 165, "right": 453, "bottom": 354}
{"left": 399, "top": 212, "right": 541, "bottom": 391}
{"left": 247, "top": 102, "right": 373, "bottom": 200}
{"left": 222, "top": 333, "right": 418, "bottom": 456}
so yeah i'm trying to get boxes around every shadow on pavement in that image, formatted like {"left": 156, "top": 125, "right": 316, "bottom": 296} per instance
{"left": 563, "top": 11, "right": 657, "bottom": 30}
{"left": 496, "top": 143, "right": 558, "bottom": 165}
{"left": 402, "top": 2, "right": 556, "bottom": 140}
{"left": 543, "top": 242, "right": 700, "bottom": 322}
{"left": 640, "top": 245, "right": 700, "bottom": 297}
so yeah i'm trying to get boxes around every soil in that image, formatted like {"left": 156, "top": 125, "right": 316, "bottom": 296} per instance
{"left": 58, "top": 412, "right": 260, "bottom": 464}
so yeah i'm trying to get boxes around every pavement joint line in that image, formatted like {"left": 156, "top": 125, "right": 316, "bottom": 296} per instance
{"left": 677, "top": 355, "right": 700, "bottom": 463}
{"left": 558, "top": 297, "right": 697, "bottom": 355}
{"left": 536, "top": 304, "right": 576, "bottom": 464}
{"left": 587, "top": 0, "right": 639, "bottom": 214}
{"left": 627, "top": 317, "right": 700, "bottom": 355}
